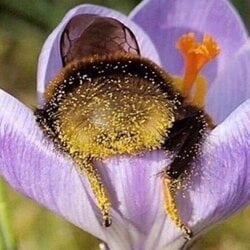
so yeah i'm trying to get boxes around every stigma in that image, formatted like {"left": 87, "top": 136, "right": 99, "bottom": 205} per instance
{"left": 175, "top": 33, "right": 220, "bottom": 107}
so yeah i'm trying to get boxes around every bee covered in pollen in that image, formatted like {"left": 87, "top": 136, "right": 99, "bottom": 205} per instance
{"left": 35, "top": 14, "right": 219, "bottom": 239}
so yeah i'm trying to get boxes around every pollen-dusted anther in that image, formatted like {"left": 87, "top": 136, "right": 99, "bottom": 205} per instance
{"left": 176, "top": 32, "right": 220, "bottom": 99}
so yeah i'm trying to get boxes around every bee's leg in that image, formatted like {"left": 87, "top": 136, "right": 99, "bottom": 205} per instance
{"left": 162, "top": 173, "right": 193, "bottom": 239}
{"left": 74, "top": 155, "right": 112, "bottom": 227}
{"left": 162, "top": 107, "right": 209, "bottom": 239}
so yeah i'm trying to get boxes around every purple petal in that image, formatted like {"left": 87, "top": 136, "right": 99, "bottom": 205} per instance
{"left": 0, "top": 90, "right": 105, "bottom": 240}
{"left": 0, "top": 89, "right": 249, "bottom": 249}
{"left": 163, "top": 99, "right": 250, "bottom": 248}
{"left": 37, "top": 4, "right": 160, "bottom": 104}
{"left": 131, "top": 0, "right": 248, "bottom": 83}
{"left": 206, "top": 42, "right": 250, "bottom": 123}
{"left": 187, "top": 99, "right": 250, "bottom": 237}
{"left": 99, "top": 153, "right": 175, "bottom": 249}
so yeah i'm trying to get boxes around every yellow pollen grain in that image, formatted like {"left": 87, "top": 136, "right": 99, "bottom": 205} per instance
{"left": 176, "top": 32, "right": 220, "bottom": 103}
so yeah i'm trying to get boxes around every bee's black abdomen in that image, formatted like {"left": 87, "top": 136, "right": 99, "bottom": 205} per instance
{"left": 162, "top": 105, "right": 209, "bottom": 179}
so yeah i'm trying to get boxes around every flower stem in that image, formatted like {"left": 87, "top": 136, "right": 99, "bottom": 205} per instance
{"left": 0, "top": 178, "right": 17, "bottom": 250}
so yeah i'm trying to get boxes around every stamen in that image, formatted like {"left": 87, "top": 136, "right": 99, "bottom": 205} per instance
{"left": 172, "top": 74, "right": 207, "bottom": 108}
{"left": 192, "top": 75, "right": 207, "bottom": 107}
{"left": 176, "top": 33, "right": 220, "bottom": 99}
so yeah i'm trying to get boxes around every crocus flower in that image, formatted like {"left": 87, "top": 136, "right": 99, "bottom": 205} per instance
{"left": 0, "top": 0, "right": 250, "bottom": 249}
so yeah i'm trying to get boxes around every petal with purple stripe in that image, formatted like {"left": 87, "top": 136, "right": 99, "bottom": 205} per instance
{"left": 188, "top": 99, "right": 250, "bottom": 235}
{"left": 0, "top": 90, "right": 105, "bottom": 239}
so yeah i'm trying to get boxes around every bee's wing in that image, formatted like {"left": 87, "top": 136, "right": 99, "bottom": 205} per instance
{"left": 60, "top": 14, "right": 140, "bottom": 65}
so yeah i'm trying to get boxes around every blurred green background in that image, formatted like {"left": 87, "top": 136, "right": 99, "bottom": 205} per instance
{"left": 0, "top": 0, "right": 249, "bottom": 249}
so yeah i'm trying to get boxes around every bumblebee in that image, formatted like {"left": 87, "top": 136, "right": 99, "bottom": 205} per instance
{"left": 35, "top": 14, "right": 214, "bottom": 239}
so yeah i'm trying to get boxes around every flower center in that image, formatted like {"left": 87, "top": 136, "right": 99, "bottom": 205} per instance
{"left": 173, "top": 33, "right": 220, "bottom": 107}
